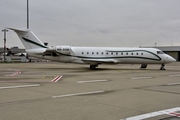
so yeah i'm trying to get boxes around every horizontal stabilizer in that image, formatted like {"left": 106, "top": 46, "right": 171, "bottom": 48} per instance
{"left": 7, "top": 28, "right": 28, "bottom": 32}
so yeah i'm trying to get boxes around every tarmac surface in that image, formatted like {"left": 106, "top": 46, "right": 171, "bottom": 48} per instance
{"left": 0, "top": 62, "right": 180, "bottom": 120}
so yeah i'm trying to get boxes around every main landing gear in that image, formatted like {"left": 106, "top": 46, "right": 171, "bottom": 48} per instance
{"left": 90, "top": 65, "right": 98, "bottom": 70}
{"left": 160, "top": 64, "right": 166, "bottom": 70}
{"left": 140, "top": 64, "right": 166, "bottom": 70}
{"left": 140, "top": 64, "right": 147, "bottom": 69}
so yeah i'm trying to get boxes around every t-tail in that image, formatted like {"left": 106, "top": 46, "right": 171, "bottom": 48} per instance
{"left": 8, "top": 28, "right": 47, "bottom": 53}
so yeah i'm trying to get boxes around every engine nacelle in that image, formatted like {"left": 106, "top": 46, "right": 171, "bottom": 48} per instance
{"left": 56, "top": 46, "right": 71, "bottom": 54}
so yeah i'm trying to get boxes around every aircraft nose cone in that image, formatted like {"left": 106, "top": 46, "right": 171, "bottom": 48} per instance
{"left": 167, "top": 55, "right": 176, "bottom": 62}
{"left": 171, "top": 57, "right": 176, "bottom": 62}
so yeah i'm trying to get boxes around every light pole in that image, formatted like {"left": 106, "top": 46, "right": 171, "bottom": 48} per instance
{"left": 2, "top": 29, "right": 8, "bottom": 62}
{"left": 27, "top": 0, "right": 29, "bottom": 29}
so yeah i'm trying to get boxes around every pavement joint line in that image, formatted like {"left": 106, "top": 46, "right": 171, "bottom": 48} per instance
{"left": 52, "top": 91, "right": 105, "bottom": 98}
{"left": 0, "top": 84, "right": 40, "bottom": 90}
{"left": 131, "top": 77, "right": 153, "bottom": 80}
{"left": 77, "top": 80, "right": 108, "bottom": 83}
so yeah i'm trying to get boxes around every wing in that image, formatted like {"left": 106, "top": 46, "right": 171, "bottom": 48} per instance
{"left": 42, "top": 48, "right": 58, "bottom": 56}
{"left": 81, "top": 58, "right": 119, "bottom": 64}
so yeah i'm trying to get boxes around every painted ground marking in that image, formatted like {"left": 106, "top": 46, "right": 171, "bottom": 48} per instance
{"left": 0, "top": 84, "right": 40, "bottom": 90}
{"left": 77, "top": 80, "right": 108, "bottom": 83}
{"left": 166, "top": 82, "right": 180, "bottom": 86}
{"left": 43, "top": 76, "right": 55, "bottom": 78}
{"left": 168, "top": 112, "right": 180, "bottom": 117}
{"left": 131, "top": 77, "right": 153, "bottom": 80}
{"left": 169, "top": 74, "right": 180, "bottom": 77}
{"left": 51, "top": 76, "right": 62, "bottom": 82}
{"left": 121, "top": 107, "right": 180, "bottom": 120}
{"left": 6, "top": 70, "right": 21, "bottom": 76}
{"left": 52, "top": 91, "right": 104, "bottom": 98}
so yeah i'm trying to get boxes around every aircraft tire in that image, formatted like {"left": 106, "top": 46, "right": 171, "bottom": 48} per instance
{"left": 140, "top": 64, "right": 147, "bottom": 69}
{"left": 90, "top": 65, "right": 96, "bottom": 70}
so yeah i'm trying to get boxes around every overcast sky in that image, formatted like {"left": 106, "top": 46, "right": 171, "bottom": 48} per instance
{"left": 1, "top": 0, "right": 180, "bottom": 48}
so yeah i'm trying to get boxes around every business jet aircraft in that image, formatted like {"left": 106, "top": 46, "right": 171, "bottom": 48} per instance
{"left": 9, "top": 28, "right": 176, "bottom": 70}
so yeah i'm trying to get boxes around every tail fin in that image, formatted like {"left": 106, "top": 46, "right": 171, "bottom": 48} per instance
{"left": 8, "top": 28, "right": 47, "bottom": 50}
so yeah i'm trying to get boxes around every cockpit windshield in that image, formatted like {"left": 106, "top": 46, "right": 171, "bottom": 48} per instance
{"left": 157, "top": 51, "right": 164, "bottom": 54}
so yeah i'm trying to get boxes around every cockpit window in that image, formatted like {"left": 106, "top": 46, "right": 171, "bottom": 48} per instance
{"left": 157, "top": 51, "right": 164, "bottom": 54}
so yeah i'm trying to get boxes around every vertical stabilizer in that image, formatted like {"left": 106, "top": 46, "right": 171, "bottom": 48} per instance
{"left": 8, "top": 28, "right": 47, "bottom": 50}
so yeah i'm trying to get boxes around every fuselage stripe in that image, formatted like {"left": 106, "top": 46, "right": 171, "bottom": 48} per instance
{"left": 22, "top": 37, "right": 48, "bottom": 48}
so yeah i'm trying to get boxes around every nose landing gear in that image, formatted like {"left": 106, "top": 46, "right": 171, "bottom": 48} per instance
{"left": 160, "top": 64, "right": 166, "bottom": 70}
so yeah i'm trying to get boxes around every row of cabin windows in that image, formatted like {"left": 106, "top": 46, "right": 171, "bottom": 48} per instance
{"left": 81, "top": 52, "right": 144, "bottom": 55}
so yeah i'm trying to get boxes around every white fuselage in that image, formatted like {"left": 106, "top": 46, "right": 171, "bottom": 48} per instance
{"left": 9, "top": 28, "right": 176, "bottom": 70}
{"left": 27, "top": 46, "right": 175, "bottom": 65}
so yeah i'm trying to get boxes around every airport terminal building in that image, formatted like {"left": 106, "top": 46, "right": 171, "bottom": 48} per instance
{"left": 0, "top": 46, "right": 180, "bottom": 62}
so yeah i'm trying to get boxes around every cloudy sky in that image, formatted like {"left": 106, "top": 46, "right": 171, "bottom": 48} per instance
{"left": 1, "top": 0, "right": 180, "bottom": 48}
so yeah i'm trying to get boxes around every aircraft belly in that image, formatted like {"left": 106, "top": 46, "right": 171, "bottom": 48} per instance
{"left": 59, "top": 56, "right": 71, "bottom": 62}
{"left": 42, "top": 56, "right": 60, "bottom": 62}
{"left": 72, "top": 59, "right": 84, "bottom": 64}
{"left": 41, "top": 56, "right": 72, "bottom": 63}
{"left": 119, "top": 58, "right": 162, "bottom": 64}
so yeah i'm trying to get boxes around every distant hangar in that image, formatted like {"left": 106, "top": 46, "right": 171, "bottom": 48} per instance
{"left": 154, "top": 46, "right": 180, "bottom": 61}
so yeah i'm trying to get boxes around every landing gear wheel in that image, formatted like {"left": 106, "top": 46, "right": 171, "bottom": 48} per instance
{"left": 90, "top": 65, "right": 98, "bottom": 70}
{"left": 140, "top": 64, "right": 147, "bottom": 69}
{"left": 160, "top": 64, "right": 166, "bottom": 70}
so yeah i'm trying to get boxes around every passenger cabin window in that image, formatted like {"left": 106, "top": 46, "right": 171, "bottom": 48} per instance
{"left": 141, "top": 53, "right": 143, "bottom": 55}
{"left": 87, "top": 52, "right": 89, "bottom": 54}
{"left": 82, "top": 52, "right": 84, "bottom": 54}
{"left": 92, "top": 52, "right": 94, "bottom": 54}
{"left": 126, "top": 53, "right": 128, "bottom": 55}
{"left": 157, "top": 51, "right": 164, "bottom": 54}
{"left": 131, "top": 53, "right": 133, "bottom": 55}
